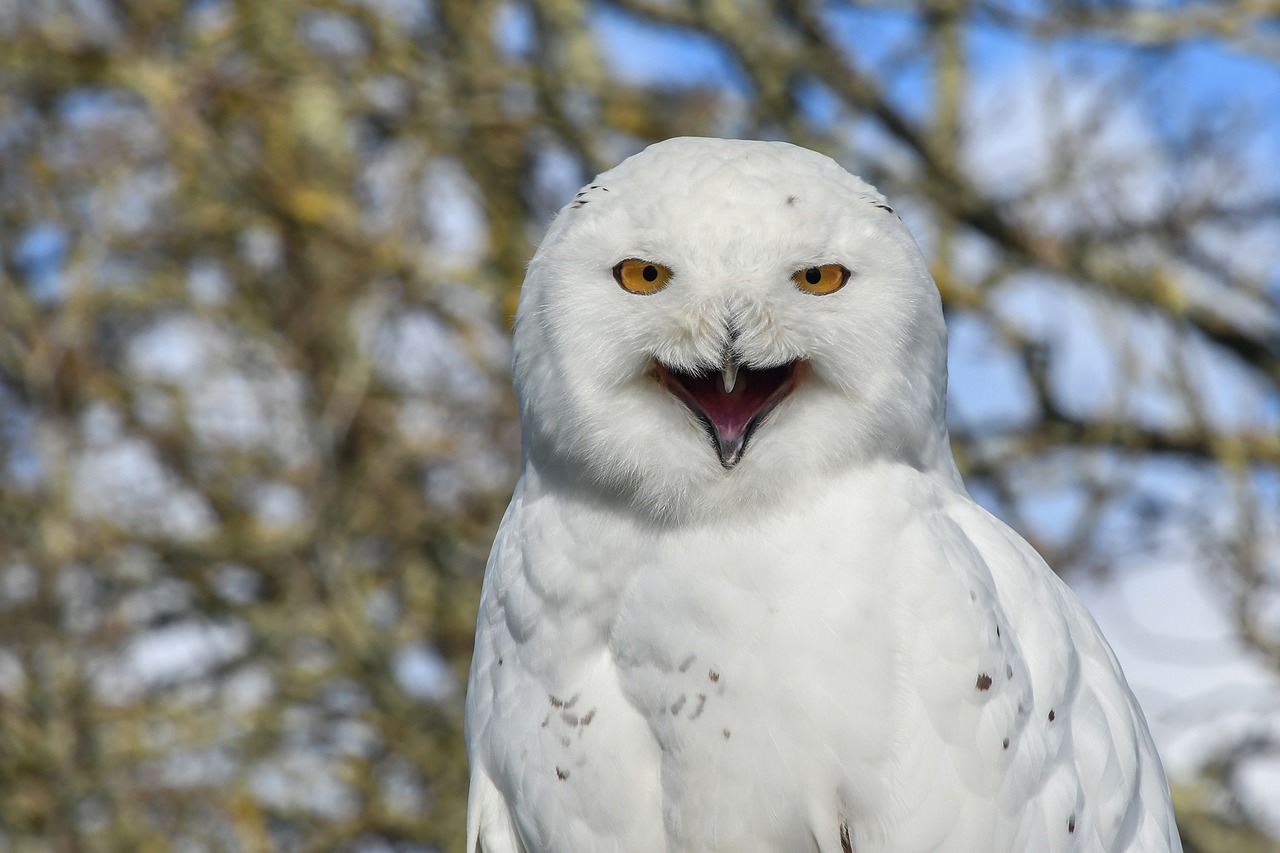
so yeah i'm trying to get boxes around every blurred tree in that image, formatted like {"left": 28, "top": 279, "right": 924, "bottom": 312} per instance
{"left": 1, "top": 0, "right": 1277, "bottom": 851}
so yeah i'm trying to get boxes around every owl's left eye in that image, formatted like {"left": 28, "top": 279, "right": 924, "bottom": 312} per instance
{"left": 613, "top": 259, "right": 673, "bottom": 295}
{"left": 792, "top": 264, "right": 850, "bottom": 295}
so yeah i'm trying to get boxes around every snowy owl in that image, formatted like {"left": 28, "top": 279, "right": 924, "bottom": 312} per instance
{"left": 464, "top": 137, "right": 1182, "bottom": 853}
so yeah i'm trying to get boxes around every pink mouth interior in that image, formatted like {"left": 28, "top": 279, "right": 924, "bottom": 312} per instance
{"left": 656, "top": 361, "right": 802, "bottom": 445}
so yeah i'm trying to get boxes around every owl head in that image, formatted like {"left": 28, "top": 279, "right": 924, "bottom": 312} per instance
{"left": 512, "top": 138, "right": 954, "bottom": 522}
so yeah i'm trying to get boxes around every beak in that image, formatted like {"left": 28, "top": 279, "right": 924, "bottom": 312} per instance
{"left": 721, "top": 358, "right": 739, "bottom": 394}
{"left": 712, "top": 420, "right": 749, "bottom": 468}
{"left": 655, "top": 358, "right": 803, "bottom": 469}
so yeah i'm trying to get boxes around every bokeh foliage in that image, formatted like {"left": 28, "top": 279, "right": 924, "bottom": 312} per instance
{"left": 1, "top": 0, "right": 1278, "bottom": 851}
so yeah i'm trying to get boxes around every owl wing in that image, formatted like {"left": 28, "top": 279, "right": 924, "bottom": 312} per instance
{"left": 467, "top": 763, "right": 525, "bottom": 853}
{"left": 464, "top": 485, "right": 669, "bottom": 853}
{"left": 937, "top": 498, "right": 1183, "bottom": 853}
{"left": 465, "top": 497, "right": 528, "bottom": 853}
{"left": 865, "top": 497, "right": 1179, "bottom": 852}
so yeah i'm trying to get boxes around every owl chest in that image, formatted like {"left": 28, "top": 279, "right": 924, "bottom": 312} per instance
{"left": 491, "top": 526, "right": 912, "bottom": 845}
{"left": 489, "top": 496, "right": 1042, "bottom": 850}
{"left": 596, "top": 541, "right": 919, "bottom": 848}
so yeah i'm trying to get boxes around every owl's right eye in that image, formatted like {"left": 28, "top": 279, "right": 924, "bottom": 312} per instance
{"left": 792, "top": 264, "right": 850, "bottom": 295}
{"left": 613, "top": 259, "right": 673, "bottom": 295}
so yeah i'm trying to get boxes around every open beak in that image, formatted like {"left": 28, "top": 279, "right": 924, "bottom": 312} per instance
{"left": 655, "top": 358, "right": 803, "bottom": 468}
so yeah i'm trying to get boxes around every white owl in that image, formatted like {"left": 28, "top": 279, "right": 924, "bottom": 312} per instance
{"left": 464, "top": 138, "right": 1182, "bottom": 853}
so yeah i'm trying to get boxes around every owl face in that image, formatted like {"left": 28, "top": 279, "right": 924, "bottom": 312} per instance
{"left": 512, "top": 138, "right": 952, "bottom": 521}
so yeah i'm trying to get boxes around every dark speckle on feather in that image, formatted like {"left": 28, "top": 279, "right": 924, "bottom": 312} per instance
{"left": 976, "top": 673, "right": 992, "bottom": 691}
{"left": 839, "top": 818, "right": 853, "bottom": 853}
{"left": 556, "top": 767, "right": 569, "bottom": 781}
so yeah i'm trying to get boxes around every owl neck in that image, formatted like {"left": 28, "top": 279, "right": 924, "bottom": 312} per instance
{"left": 520, "top": 424, "right": 965, "bottom": 530}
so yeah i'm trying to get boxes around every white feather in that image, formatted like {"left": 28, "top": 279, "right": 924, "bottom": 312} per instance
{"left": 465, "top": 137, "right": 1182, "bottom": 852}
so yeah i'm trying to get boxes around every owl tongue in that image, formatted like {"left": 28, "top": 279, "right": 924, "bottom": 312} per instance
{"left": 657, "top": 360, "right": 802, "bottom": 468}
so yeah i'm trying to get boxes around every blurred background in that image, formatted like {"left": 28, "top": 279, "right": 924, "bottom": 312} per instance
{"left": 1, "top": 0, "right": 1278, "bottom": 850}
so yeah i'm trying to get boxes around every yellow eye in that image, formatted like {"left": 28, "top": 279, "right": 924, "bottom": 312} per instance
{"left": 613, "top": 259, "right": 673, "bottom": 295}
{"left": 792, "top": 264, "right": 850, "bottom": 295}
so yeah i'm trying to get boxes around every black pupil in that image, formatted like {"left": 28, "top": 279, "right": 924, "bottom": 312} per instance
{"left": 805, "top": 267, "right": 822, "bottom": 285}
{"left": 642, "top": 265, "right": 658, "bottom": 282}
